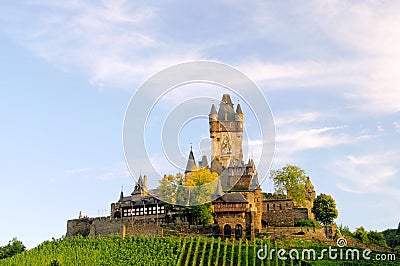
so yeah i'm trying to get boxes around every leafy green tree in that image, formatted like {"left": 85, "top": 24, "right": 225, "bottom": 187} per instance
{"left": 367, "top": 230, "right": 387, "bottom": 246}
{"left": 0, "top": 238, "right": 25, "bottom": 259}
{"left": 191, "top": 203, "right": 213, "bottom": 225}
{"left": 311, "top": 193, "right": 338, "bottom": 225}
{"left": 159, "top": 168, "right": 218, "bottom": 224}
{"left": 382, "top": 228, "right": 400, "bottom": 248}
{"left": 269, "top": 164, "right": 310, "bottom": 206}
{"left": 355, "top": 227, "right": 369, "bottom": 244}
{"left": 159, "top": 174, "right": 178, "bottom": 205}
{"left": 338, "top": 224, "right": 354, "bottom": 238}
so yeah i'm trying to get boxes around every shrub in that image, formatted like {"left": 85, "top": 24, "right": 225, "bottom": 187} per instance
{"left": 294, "top": 219, "right": 320, "bottom": 228}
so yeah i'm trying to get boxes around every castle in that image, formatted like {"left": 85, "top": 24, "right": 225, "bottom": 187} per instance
{"left": 67, "top": 94, "right": 329, "bottom": 241}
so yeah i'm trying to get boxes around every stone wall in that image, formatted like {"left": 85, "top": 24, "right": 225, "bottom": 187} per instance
{"left": 293, "top": 207, "right": 309, "bottom": 221}
{"left": 67, "top": 217, "right": 219, "bottom": 238}
{"left": 66, "top": 217, "right": 123, "bottom": 237}
{"left": 262, "top": 225, "right": 337, "bottom": 244}
{"left": 262, "top": 199, "right": 294, "bottom": 227}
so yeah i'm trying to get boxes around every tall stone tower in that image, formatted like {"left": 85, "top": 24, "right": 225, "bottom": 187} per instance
{"left": 209, "top": 94, "right": 244, "bottom": 171}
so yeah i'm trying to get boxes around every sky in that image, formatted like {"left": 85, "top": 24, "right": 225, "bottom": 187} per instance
{"left": 0, "top": 0, "right": 399, "bottom": 248}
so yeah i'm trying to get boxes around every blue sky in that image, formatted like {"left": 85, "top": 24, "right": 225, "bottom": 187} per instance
{"left": 0, "top": 1, "right": 399, "bottom": 248}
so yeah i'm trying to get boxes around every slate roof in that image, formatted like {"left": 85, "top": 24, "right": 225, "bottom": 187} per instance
{"left": 219, "top": 192, "right": 248, "bottom": 203}
{"left": 185, "top": 148, "right": 196, "bottom": 173}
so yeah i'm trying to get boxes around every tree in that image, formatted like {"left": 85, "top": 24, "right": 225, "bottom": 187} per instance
{"left": 269, "top": 164, "right": 310, "bottom": 206}
{"left": 191, "top": 203, "right": 213, "bottom": 225}
{"left": 159, "top": 174, "right": 179, "bottom": 205}
{"left": 311, "top": 193, "right": 338, "bottom": 225}
{"left": 0, "top": 238, "right": 25, "bottom": 259}
{"left": 367, "top": 230, "right": 387, "bottom": 246}
{"left": 159, "top": 167, "right": 218, "bottom": 225}
{"left": 355, "top": 227, "right": 369, "bottom": 244}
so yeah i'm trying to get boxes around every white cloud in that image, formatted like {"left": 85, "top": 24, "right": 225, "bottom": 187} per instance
{"left": 394, "top": 122, "right": 400, "bottom": 133}
{"left": 237, "top": 1, "right": 400, "bottom": 114}
{"left": 0, "top": 1, "right": 202, "bottom": 90}
{"left": 377, "top": 123, "right": 384, "bottom": 133}
{"left": 64, "top": 168, "right": 93, "bottom": 175}
{"left": 274, "top": 112, "right": 321, "bottom": 127}
{"left": 334, "top": 152, "right": 399, "bottom": 194}
{"left": 276, "top": 126, "right": 350, "bottom": 154}
{"left": 65, "top": 162, "right": 130, "bottom": 181}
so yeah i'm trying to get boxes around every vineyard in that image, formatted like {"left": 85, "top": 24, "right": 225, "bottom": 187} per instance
{"left": 0, "top": 236, "right": 398, "bottom": 266}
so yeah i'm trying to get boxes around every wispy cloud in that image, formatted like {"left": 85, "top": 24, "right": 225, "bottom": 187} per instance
{"left": 0, "top": 1, "right": 202, "bottom": 89}
{"left": 394, "top": 122, "right": 400, "bottom": 133}
{"left": 334, "top": 152, "right": 399, "bottom": 195}
{"left": 65, "top": 162, "right": 130, "bottom": 181}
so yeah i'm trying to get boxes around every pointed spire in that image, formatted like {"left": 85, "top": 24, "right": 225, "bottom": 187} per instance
{"left": 185, "top": 146, "right": 196, "bottom": 173}
{"left": 236, "top": 100, "right": 243, "bottom": 114}
{"left": 209, "top": 104, "right": 217, "bottom": 115}
{"left": 218, "top": 94, "right": 235, "bottom": 121}
{"left": 198, "top": 155, "right": 209, "bottom": 168}
{"left": 214, "top": 178, "right": 224, "bottom": 197}
{"left": 131, "top": 175, "right": 144, "bottom": 195}
{"left": 119, "top": 190, "right": 124, "bottom": 201}
{"left": 138, "top": 175, "right": 144, "bottom": 188}
{"left": 249, "top": 173, "right": 260, "bottom": 190}
{"left": 221, "top": 94, "right": 234, "bottom": 107}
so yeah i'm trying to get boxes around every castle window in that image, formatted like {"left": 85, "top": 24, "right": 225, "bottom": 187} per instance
{"left": 267, "top": 204, "right": 269, "bottom": 211}
{"left": 279, "top": 204, "right": 282, "bottom": 210}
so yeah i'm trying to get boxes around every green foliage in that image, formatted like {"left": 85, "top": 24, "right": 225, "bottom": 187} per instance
{"left": 382, "top": 228, "right": 400, "bottom": 248}
{"left": 394, "top": 246, "right": 400, "bottom": 253}
{"left": 1, "top": 236, "right": 398, "bottom": 266}
{"left": 337, "top": 224, "right": 354, "bottom": 238}
{"left": 355, "top": 226, "right": 369, "bottom": 244}
{"left": 48, "top": 260, "right": 61, "bottom": 266}
{"left": 294, "top": 219, "right": 320, "bottom": 228}
{"left": 191, "top": 203, "right": 213, "bottom": 225}
{"left": 0, "top": 238, "right": 25, "bottom": 260}
{"left": 269, "top": 165, "right": 311, "bottom": 206}
{"left": 311, "top": 193, "right": 338, "bottom": 225}
{"left": 214, "top": 238, "right": 221, "bottom": 266}
{"left": 159, "top": 168, "right": 218, "bottom": 224}
{"left": 367, "top": 230, "right": 387, "bottom": 247}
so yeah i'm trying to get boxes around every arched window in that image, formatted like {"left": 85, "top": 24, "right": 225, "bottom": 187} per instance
{"left": 235, "top": 224, "right": 243, "bottom": 239}
{"left": 224, "top": 224, "right": 232, "bottom": 238}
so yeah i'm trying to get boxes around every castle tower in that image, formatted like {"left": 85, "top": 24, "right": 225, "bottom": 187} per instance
{"left": 185, "top": 147, "right": 196, "bottom": 174}
{"left": 209, "top": 94, "right": 244, "bottom": 172}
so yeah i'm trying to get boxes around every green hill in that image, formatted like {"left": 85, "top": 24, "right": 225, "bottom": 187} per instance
{"left": 0, "top": 236, "right": 398, "bottom": 266}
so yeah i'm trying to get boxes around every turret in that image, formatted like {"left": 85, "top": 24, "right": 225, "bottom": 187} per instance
{"left": 213, "top": 178, "right": 224, "bottom": 198}
{"left": 249, "top": 173, "right": 260, "bottom": 191}
{"left": 218, "top": 94, "right": 235, "bottom": 121}
{"left": 198, "top": 155, "right": 209, "bottom": 168}
{"left": 235, "top": 101, "right": 243, "bottom": 121}
{"left": 209, "top": 104, "right": 218, "bottom": 121}
{"left": 185, "top": 147, "right": 196, "bottom": 173}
